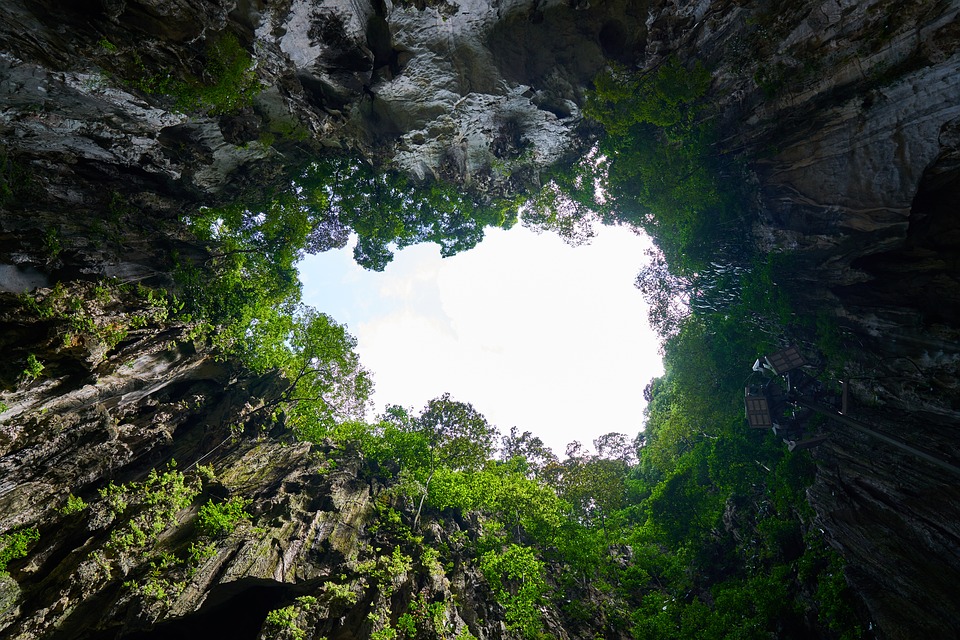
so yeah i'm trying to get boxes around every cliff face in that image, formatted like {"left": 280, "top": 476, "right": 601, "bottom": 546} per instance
{"left": 2, "top": 0, "right": 960, "bottom": 638}
{"left": 0, "top": 0, "right": 647, "bottom": 206}
{"left": 647, "top": 3, "right": 960, "bottom": 636}
{"left": 0, "top": 2, "right": 647, "bottom": 638}
{"left": 671, "top": 2, "right": 960, "bottom": 636}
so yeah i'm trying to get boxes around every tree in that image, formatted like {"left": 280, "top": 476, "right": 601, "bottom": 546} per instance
{"left": 500, "top": 426, "right": 558, "bottom": 477}
{"left": 546, "top": 440, "right": 630, "bottom": 540}
{"left": 594, "top": 432, "right": 637, "bottom": 465}
{"left": 410, "top": 393, "right": 498, "bottom": 528}
{"left": 579, "top": 56, "right": 758, "bottom": 285}
{"left": 479, "top": 544, "right": 547, "bottom": 638}
{"left": 297, "top": 157, "right": 519, "bottom": 271}
{"left": 635, "top": 245, "right": 754, "bottom": 339}
{"left": 415, "top": 393, "right": 497, "bottom": 470}
{"left": 178, "top": 190, "right": 317, "bottom": 368}
{"left": 282, "top": 308, "right": 373, "bottom": 434}
{"left": 242, "top": 307, "right": 374, "bottom": 441}
{"left": 522, "top": 147, "right": 610, "bottom": 246}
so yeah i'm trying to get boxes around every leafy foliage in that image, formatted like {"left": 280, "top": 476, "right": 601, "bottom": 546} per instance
{"left": 196, "top": 496, "right": 251, "bottom": 537}
{"left": 264, "top": 307, "right": 374, "bottom": 439}
{"left": 127, "top": 53, "right": 863, "bottom": 639}
{"left": 522, "top": 147, "right": 608, "bottom": 247}
{"left": 99, "top": 462, "right": 199, "bottom": 566}
{"left": 578, "top": 57, "right": 737, "bottom": 266}
{"left": 265, "top": 605, "right": 306, "bottom": 640}
{"left": 175, "top": 154, "right": 523, "bottom": 441}
{"left": 500, "top": 427, "right": 559, "bottom": 477}
{"left": 22, "top": 354, "right": 44, "bottom": 381}
{"left": 125, "top": 33, "right": 261, "bottom": 115}
{"left": 530, "top": 57, "right": 757, "bottom": 340}
{"left": 0, "top": 527, "right": 39, "bottom": 574}
{"left": 177, "top": 191, "right": 373, "bottom": 434}
{"left": 584, "top": 57, "right": 722, "bottom": 251}
{"left": 427, "top": 459, "right": 565, "bottom": 548}
{"left": 414, "top": 393, "right": 498, "bottom": 473}
{"left": 280, "top": 339, "right": 861, "bottom": 640}
{"left": 480, "top": 544, "right": 547, "bottom": 638}
{"left": 296, "top": 157, "right": 519, "bottom": 271}
{"left": 60, "top": 494, "right": 89, "bottom": 515}
{"left": 179, "top": 33, "right": 262, "bottom": 115}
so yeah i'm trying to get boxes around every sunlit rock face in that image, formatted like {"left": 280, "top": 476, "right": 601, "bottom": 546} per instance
{"left": 0, "top": 0, "right": 648, "bottom": 206}
{"left": 0, "top": 285, "right": 599, "bottom": 640}
{"left": 264, "top": 0, "right": 651, "bottom": 192}
{"left": 0, "top": 0, "right": 647, "bottom": 283}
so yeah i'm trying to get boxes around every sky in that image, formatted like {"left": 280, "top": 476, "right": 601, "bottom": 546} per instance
{"left": 298, "top": 223, "right": 664, "bottom": 456}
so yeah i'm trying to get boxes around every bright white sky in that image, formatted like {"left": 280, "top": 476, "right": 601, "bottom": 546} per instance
{"left": 298, "top": 223, "right": 664, "bottom": 456}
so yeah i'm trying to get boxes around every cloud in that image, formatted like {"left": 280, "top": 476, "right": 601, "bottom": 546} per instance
{"left": 299, "top": 224, "right": 664, "bottom": 455}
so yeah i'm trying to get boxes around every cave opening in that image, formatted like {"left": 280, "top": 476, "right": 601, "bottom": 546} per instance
{"left": 84, "top": 578, "right": 309, "bottom": 640}
{"left": 365, "top": 16, "right": 393, "bottom": 71}
{"left": 906, "top": 149, "right": 960, "bottom": 258}
{"left": 297, "top": 223, "right": 664, "bottom": 457}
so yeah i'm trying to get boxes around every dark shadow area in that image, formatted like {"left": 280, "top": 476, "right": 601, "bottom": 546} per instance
{"left": 366, "top": 15, "right": 405, "bottom": 78}
{"left": 80, "top": 578, "right": 319, "bottom": 640}
{"left": 599, "top": 20, "right": 628, "bottom": 58}
{"left": 839, "top": 122, "right": 960, "bottom": 325}
{"left": 486, "top": 0, "right": 647, "bottom": 90}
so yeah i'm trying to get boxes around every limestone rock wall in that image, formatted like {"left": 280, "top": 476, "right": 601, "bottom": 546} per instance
{"left": 637, "top": 1, "right": 960, "bottom": 636}
{"left": 0, "top": 0, "right": 648, "bottom": 207}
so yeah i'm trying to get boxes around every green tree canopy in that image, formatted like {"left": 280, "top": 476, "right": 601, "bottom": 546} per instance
{"left": 415, "top": 393, "right": 498, "bottom": 471}
{"left": 410, "top": 393, "right": 498, "bottom": 527}
{"left": 297, "top": 157, "right": 519, "bottom": 271}
{"left": 271, "top": 307, "right": 374, "bottom": 439}
{"left": 500, "top": 426, "right": 559, "bottom": 477}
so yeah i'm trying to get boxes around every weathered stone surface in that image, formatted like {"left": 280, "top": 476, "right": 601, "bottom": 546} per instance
{"left": 0, "top": 287, "right": 508, "bottom": 640}
{"left": 807, "top": 409, "right": 960, "bottom": 640}
{"left": 642, "top": 1, "right": 960, "bottom": 636}
{"left": 0, "top": 0, "right": 648, "bottom": 208}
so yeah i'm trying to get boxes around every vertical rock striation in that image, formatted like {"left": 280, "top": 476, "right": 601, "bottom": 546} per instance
{"left": 637, "top": 1, "right": 960, "bottom": 636}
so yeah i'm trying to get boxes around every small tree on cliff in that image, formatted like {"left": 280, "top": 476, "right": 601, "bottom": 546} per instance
{"left": 239, "top": 306, "right": 373, "bottom": 439}
{"left": 410, "top": 393, "right": 498, "bottom": 528}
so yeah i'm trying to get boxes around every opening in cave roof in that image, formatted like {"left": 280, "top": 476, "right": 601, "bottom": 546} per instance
{"left": 298, "top": 223, "right": 665, "bottom": 456}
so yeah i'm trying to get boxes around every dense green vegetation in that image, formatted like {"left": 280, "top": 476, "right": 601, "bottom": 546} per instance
{"left": 284, "top": 382, "right": 860, "bottom": 639}
{"left": 118, "top": 33, "right": 262, "bottom": 115}
{"left": 196, "top": 496, "right": 252, "bottom": 537}
{"left": 517, "top": 56, "right": 862, "bottom": 639}
{"left": 178, "top": 154, "right": 517, "bottom": 345}
{"left": 298, "top": 157, "right": 519, "bottom": 271}
{"left": 242, "top": 57, "right": 862, "bottom": 639}
{"left": 0, "top": 527, "right": 39, "bottom": 575}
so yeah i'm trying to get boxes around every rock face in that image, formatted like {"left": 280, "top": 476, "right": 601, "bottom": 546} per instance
{"left": 0, "top": 0, "right": 647, "bottom": 208}
{"left": 805, "top": 408, "right": 960, "bottom": 640}
{"left": 0, "top": 2, "right": 644, "bottom": 638}
{"left": 2, "top": 0, "right": 960, "bottom": 638}
{"left": 643, "top": 1, "right": 960, "bottom": 636}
